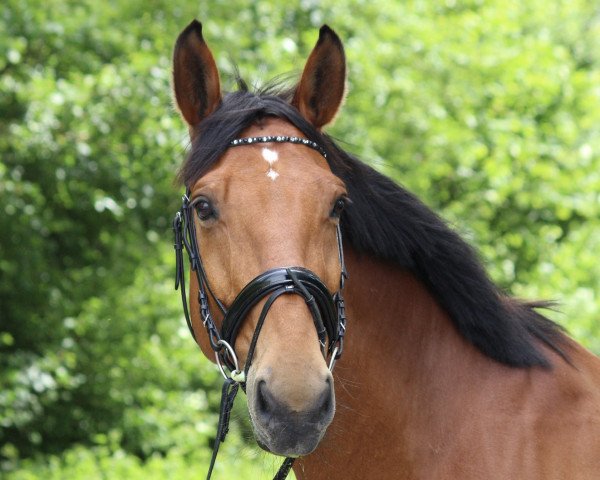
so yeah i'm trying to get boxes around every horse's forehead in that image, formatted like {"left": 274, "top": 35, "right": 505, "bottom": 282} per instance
{"left": 198, "top": 121, "right": 340, "bottom": 197}
{"left": 212, "top": 150, "right": 332, "bottom": 187}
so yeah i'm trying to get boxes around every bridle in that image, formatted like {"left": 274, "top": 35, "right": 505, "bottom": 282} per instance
{"left": 172, "top": 135, "right": 348, "bottom": 480}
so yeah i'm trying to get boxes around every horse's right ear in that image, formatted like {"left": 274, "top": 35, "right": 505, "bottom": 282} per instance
{"left": 172, "top": 20, "right": 221, "bottom": 129}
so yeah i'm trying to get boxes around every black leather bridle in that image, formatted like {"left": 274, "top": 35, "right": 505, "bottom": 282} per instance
{"left": 172, "top": 135, "right": 348, "bottom": 480}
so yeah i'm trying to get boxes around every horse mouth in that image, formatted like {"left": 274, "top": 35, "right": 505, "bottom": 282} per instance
{"left": 248, "top": 376, "right": 335, "bottom": 457}
{"left": 252, "top": 419, "right": 328, "bottom": 457}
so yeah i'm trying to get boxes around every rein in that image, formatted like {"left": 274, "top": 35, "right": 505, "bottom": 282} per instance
{"left": 172, "top": 136, "right": 348, "bottom": 480}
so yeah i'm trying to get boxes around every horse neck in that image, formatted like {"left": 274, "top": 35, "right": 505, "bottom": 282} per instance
{"left": 338, "top": 247, "right": 483, "bottom": 396}
{"left": 315, "top": 247, "right": 492, "bottom": 469}
{"left": 296, "top": 249, "right": 600, "bottom": 479}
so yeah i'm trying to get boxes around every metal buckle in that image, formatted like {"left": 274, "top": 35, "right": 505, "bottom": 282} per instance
{"left": 215, "top": 339, "right": 245, "bottom": 383}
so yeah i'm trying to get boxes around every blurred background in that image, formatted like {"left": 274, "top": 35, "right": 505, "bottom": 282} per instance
{"left": 1, "top": 0, "right": 599, "bottom": 478}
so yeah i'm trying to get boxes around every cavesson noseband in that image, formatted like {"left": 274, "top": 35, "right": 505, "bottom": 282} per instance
{"left": 172, "top": 135, "right": 348, "bottom": 480}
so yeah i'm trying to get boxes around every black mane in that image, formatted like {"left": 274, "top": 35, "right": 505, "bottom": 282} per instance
{"left": 180, "top": 80, "right": 567, "bottom": 368}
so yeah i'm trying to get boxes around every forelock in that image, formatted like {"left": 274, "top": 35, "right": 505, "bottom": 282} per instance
{"left": 177, "top": 81, "right": 331, "bottom": 187}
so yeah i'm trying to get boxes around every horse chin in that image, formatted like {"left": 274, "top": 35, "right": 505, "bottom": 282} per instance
{"left": 253, "top": 421, "right": 327, "bottom": 458}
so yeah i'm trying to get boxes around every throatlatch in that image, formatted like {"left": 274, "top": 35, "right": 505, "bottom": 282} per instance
{"left": 172, "top": 136, "right": 348, "bottom": 480}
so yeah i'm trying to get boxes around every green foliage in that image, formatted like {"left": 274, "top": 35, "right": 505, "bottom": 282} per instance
{"left": 4, "top": 436, "right": 273, "bottom": 480}
{"left": 1, "top": 0, "right": 598, "bottom": 477}
{"left": 329, "top": 0, "right": 600, "bottom": 345}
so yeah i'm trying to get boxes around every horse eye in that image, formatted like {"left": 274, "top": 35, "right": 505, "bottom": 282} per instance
{"left": 331, "top": 196, "right": 349, "bottom": 218}
{"left": 194, "top": 198, "right": 215, "bottom": 221}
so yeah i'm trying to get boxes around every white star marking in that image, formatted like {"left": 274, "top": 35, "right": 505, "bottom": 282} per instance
{"left": 262, "top": 148, "right": 280, "bottom": 181}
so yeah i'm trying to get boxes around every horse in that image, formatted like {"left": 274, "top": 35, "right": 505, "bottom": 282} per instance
{"left": 171, "top": 20, "right": 600, "bottom": 479}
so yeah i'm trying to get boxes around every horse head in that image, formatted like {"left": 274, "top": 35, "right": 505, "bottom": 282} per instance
{"left": 172, "top": 20, "right": 347, "bottom": 458}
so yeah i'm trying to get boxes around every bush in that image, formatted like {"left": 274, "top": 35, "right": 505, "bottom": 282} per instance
{"left": 1, "top": 0, "right": 598, "bottom": 477}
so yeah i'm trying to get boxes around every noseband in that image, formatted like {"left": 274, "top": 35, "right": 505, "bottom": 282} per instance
{"left": 172, "top": 135, "right": 348, "bottom": 480}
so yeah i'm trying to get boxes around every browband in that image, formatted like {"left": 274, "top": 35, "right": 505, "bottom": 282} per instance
{"left": 229, "top": 135, "right": 328, "bottom": 159}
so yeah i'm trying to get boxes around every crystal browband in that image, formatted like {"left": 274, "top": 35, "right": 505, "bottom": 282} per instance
{"left": 229, "top": 135, "right": 328, "bottom": 159}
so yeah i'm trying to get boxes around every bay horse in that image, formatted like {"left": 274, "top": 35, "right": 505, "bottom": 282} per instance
{"left": 171, "top": 20, "right": 600, "bottom": 479}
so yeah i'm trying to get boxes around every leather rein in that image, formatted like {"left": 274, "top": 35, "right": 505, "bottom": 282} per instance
{"left": 172, "top": 135, "right": 348, "bottom": 480}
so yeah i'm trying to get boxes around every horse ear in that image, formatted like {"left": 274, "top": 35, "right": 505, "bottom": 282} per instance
{"left": 172, "top": 20, "right": 221, "bottom": 128}
{"left": 292, "top": 25, "right": 346, "bottom": 129}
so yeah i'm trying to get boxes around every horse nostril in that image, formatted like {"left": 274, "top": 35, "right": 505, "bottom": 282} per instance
{"left": 254, "top": 376, "right": 334, "bottom": 426}
{"left": 257, "top": 380, "right": 273, "bottom": 418}
{"left": 315, "top": 378, "right": 334, "bottom": 418}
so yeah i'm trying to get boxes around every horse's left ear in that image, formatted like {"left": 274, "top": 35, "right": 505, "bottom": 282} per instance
{"left": 292, "top": 25, "right": 346, "bottom": 129}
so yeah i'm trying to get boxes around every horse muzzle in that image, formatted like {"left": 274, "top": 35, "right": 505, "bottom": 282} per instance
{"left": 248, "top": 371, "right": 335, "bottom": 457}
